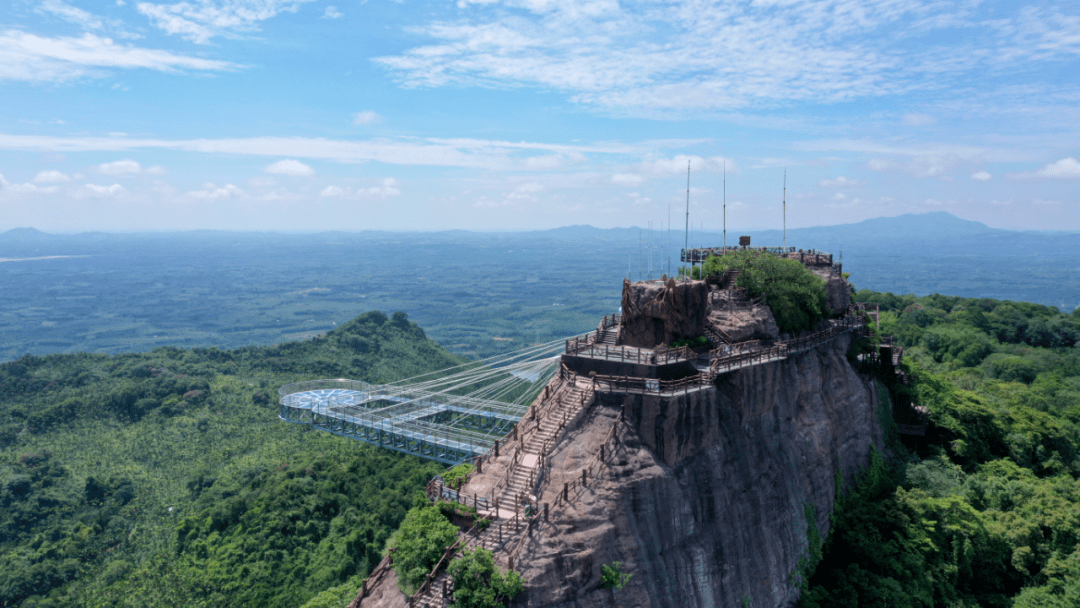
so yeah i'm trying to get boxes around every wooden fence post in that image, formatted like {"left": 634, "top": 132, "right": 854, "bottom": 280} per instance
{"left": 563, "top": 483, "right": 568, "bottom": 501}
{"left": 544, "top": 502, "right": 549, "bottom": 521}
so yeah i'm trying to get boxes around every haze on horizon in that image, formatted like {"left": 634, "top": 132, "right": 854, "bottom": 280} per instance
{"left": 1, "top": 0, "right": 1078, "bottom": 233}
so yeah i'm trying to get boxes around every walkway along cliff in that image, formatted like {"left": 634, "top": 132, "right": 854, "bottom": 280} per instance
{"left": 354, "top": 254, "right": 892, "bottom": 608}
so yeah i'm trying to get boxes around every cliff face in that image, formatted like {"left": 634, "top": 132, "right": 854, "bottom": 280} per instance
{"left": 513, "top": 334, "right": 882, "bottom": 607}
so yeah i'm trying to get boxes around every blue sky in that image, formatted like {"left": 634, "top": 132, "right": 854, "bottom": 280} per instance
{"left": 0, "top": 0, "right": 1077, "bottom": 232}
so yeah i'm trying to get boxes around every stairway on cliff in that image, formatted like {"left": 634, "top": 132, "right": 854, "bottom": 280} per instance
{"left": 493, "top": 381, "right": 592, "bottom": 514}
{"left": 596, "top": 326, "right": 619, "bottom": 345}
{"left": 408, "top": 379, "right": 595, "bottom": 608}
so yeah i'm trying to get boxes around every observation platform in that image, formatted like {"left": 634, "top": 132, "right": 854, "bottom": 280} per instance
{"left": 279, "top": 379, "right": 531, "bottom": 465}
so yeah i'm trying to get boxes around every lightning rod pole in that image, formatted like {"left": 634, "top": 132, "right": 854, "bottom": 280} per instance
{"left": 783, "top": 168, "right": 787, "bottom": 249}
{"left": 684, "top": 160, "right": 690, "bottom": 273}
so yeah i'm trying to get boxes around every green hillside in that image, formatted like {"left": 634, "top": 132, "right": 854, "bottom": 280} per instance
{"left": 803, "top": 293, "right": 1080, "bottom": 607}
{"left": 4, "top": 294, "right": 1080, "bottom": 608}
{"left": 0, "top": 311, "right": 459, "bottom": 608}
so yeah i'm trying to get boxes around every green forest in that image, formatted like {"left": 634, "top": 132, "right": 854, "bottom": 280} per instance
{"left": 3, "top": 289, "right": 1080, "bottom": 607}
{"left": 801, "top": 292, "right": 1080, "bottom": 607}
{"left": 0, "top": 310, "right": 457, "bottom": 608}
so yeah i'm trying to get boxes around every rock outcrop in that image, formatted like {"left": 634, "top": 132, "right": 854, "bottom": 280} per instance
{"left": 619, "top": 279, "right": 709, "bottom": 348}
{"left": 807, "top": 266, "right": 851, "bottom": 315}
{"left": 707, "top": 294, "right": 780, "bottom": 343}
{"left": 511, "top": 334, "right": 881, "bottom": 607}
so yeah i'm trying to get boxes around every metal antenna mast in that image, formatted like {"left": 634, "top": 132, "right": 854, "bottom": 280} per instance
{"left": 783, "top": 168, "right": 787, "bottom": 249}
{"left": 723, "top": 160, "right": 726, "bottom": 251}
{"left": 684, "top": 160, "right": 690, "bottom": 271}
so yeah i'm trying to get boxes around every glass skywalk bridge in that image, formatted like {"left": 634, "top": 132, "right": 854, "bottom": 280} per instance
{"left": 278, "top": 340, "right": 566, "bottom": 464}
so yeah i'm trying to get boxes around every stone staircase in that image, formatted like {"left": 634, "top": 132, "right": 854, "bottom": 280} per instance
{"left": 596, "top": 325, "right": 619, "bottom": 345}
{"left": 493, "top": 380, "right": 592, "bottom": 515}
{"left": 720, "top": 268, "right": 741, "bottom": 290}
{"left": 405, "top": 379, "right": 594, "bottom": 608}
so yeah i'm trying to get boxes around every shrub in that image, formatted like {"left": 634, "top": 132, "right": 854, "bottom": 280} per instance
{"left": 447, "top": 548, "right": 523, "bottom": 608}
{"left": 391, "top": 505, "right": 460, "bottom": 591}
{"left": 699, "top": 251, "right": 830, "bottom": 334}
{"left": 600, "top": 561, "right": 633, "bottom": 590}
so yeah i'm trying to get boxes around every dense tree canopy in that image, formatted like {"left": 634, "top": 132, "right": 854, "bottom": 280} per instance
{"left": 0, "top": 310, "right": 458, "bottom": 608}
{"left": 802, "top": 292, "right": 1080, "bottom": 607}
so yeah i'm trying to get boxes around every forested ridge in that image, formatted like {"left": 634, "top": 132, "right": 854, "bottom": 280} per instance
{"left": 802, "top": 292, "right": 1080, "bottom": 607}
{"left": 0, "top": 310, "right": 457, "bottom": 608}
{"left": 3, "top": 294, "right": 1080, "bottom": 608}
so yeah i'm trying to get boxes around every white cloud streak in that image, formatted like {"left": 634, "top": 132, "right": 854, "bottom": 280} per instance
{"left": 136, "top": 0, "right": 317, "bottom": 44}
{"left": 34, "top": 169, "right": 70, "bottom": 183}
{"left": 188, "top": 182, "right": 245, "bottom": 199}
{"left": 0, "top": 30, "right": 238, "bottom": 82}
{"left": 1008, "top": 157, "right": 1080, "bottom": 180}
{"left": 374, "top": 0, "right": 1080, "bottom": 114}
{"left": 265, "top": 159, "right": 315, "bottom": 176}
{"left": 99, "top": 159, "right": 141, "bottom": 174}
{"left": 0, "top": 132, "right": 695, "bottom": 170}
{"left": 352, "top": 110, "right": 384, "bottom": 125}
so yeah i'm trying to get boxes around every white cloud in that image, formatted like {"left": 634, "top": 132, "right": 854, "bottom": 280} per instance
{"left": 524, "top": 154, "right": 562, "bottom": 170}
{"left": 0, "top": 30, "right": 238, "bottom": 82}
{"left": 136, "top": 0, "right": 317, "bottom": 44}
{"left": 99, "top": 159, "right": 141, "bottom": 174}
{"left": 34, "top": 169, "right": 70, "bottom": 183}
{"left": 1007, "top": 157, "right": 1080, "bottom": 180}
{"left": 356, "top": 178, "right": 401, "bottom": 199}
{"left": 0, "top": 173, "right": 60, "bottom": 195}
{"left": 83, "top": 183, "right": 124, "bottom": 197}
{"left": 373, "top": 1, "right": 1080, "bottom": 114}
{"left": 611, "top": 173, "right": 643, "bottom": 186}
{"left": 352, "top": 110, "right": 384, "bottom": 125}
{"left": 640, "top": 155, "right": 732, "bottom": 175}
{"left": 323, "top": 5, "right": 342, "bottom": 19}
{"left": 145, "top": 165, "right": 167, "bottom": 174}
{"left": 471, "top": 181, "right": 541, "bottom": 208}
{"left": 1036, "top": 157, "right": 1080, "bottom": 179}
{"left": 971, "top": 171, "right": 991, "bottom": 181}
{"left": 265, "top": 159, "right": 315, "bottom": 176}
{"left": 0, "top": 132, "right": 690, "bottom": 171}
{"left": 188, "top": 183, "right": 245, "bottom": 199}
{"left": 40, "top": 0, "right": 104, "bottom": 29}
{"left": 320, "top": 185, "right": 345, "bottom": 197}
{"left": 901, "top": 113, "right": 936, "bottom": 126}
{"left": 819, "top": 176, "right": 860, "bottom": 188}
{"left": 866, "top": 158, "right": 894, "bottom": 171}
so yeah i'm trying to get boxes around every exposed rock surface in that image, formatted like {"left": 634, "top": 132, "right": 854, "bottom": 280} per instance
{"left": 512, "top": 335, "right": 881, "bottom": 608}
{"left": 807, "top": 267, "right": 851, "bottom": 315}
{"left": 619, "top": 279, "right": 709, "bottom": 348}
{"left": 707, "top": 293, "right": 780, "bottom": 343}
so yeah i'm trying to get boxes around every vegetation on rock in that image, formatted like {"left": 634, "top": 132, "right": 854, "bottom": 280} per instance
{"left": 447, "top": 547, "right": 523, "bottom": 608}
{"left": 802, "top": 292, "right": 1080, "bottom": 607}
{"left": 689, "top": 250, "right": 831, "bottom": 333}
{"left": 388, "top": 502, "right": 461, "bottom": 592}
{"left": 599, "top": 561, "right": 632, "bottom": 591}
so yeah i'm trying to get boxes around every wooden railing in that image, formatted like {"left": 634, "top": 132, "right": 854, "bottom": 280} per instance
{"left": 350, "top": 549, "right": 396, "bottom": 607}
{"left": 567, "top": 342, "right": 695, "bottom": 365}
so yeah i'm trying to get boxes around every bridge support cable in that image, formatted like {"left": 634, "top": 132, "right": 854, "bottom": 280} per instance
{"left": 278, "top": 335, "right": 575, "bottom": 465}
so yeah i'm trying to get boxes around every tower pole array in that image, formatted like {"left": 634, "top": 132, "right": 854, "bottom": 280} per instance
{"left": 783, "top": 168, "right": 787, "bottom": 249}
{"left": 723, "top": 160, "right": 726, "bottom": 251}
